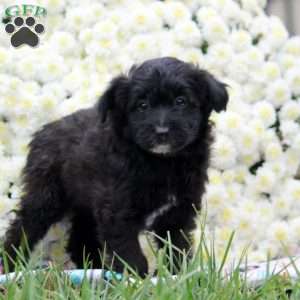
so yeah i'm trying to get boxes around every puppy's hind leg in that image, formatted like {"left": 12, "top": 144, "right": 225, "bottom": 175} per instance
{"left": 3, "top": 171, "right": 67, "bottom": 271}
{"left": 66, "top": 211, "right": 102, "bottom": 269}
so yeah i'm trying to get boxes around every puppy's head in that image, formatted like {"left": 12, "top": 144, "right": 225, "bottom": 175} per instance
{"left": 98, "top": 57, "right": 228, "bottom": 155}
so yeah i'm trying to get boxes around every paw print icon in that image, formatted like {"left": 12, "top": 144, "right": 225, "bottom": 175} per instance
{"left": 5, "top": 16, "right": 45, "bottom": 48}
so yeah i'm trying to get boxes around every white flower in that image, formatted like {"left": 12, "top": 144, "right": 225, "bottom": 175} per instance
{"left": 214, "top": 226, "right": 235, "bottom": 247}
{"left": 173, "top": 20, "right": 202, "bottom": 46}
{"left": 231, "top": 166, "right": 249, "bottom": 184}
{"left": 49, "top": 31, "right": 77, "bottom": 55}
{"left": 15, "top": 55, "right": 39, "bottom": 81}
{"left": 0, "top": 47, "right": 12, "bottom": 71}
{"left": 248, "top": 119, "right": 266, "bottom": 139}
{"left": 233, "top": 210, "right": 259, "bottom": 240}
{"left": 222, "top": 1, "right": 242, "bottom": 22}
{"left": 241, "top": 0, "right": 265, "bottom": 13}
{"left": 196, "top": 7, "right": 218, "bottom": 24}
{"left": 239, "top": 150, "right": 261, "bottom": 167}
{"left": 208, "top": 168, "right": 223, "bottom": 185}
{"left": 180, "top": 48, "right": 204, "bottom": 65}
{"left": 13, "top": 93, "right": 39, "bottom": 117}
{"left": 149, "top": 1, "right": 167, "bottom": 21}
{"left": 38, "top": 55, "right": 69, "bottom": 83}
{"left": 243, "top": 83, "right": 265, "bottom": 103}
{"left": 40, "top": 93, "right": 60, "bottom": 115}
{"left": 235, "top": 127, "right": 259, "bottom": 156}
{"left": 85, "top": 3, "right": 105, "bottom": 24}
{"left": 0, "top": 196, "right": 16, "bottom": 217}
{"left": 9, "top": 138, "right": 29, "bottom": 157}
{"left": 9, "top": 116, "right": 36, "bottom": 137}
{"left": 221, "top": 169, "right": 236, "bottom": 184}
{"left": 126, "top": 34, "right": 159, "bottom": 62}
{"left": 250, "top": 15, "right": 270, "bottom": 37}
{"left": 79, "top": 28, "right": 93, "bottom": 45}
{"left": 286, "top": 67, "right": 300, "bottom": 95}
{"left": 207, "top": 42, "right": 233, "bottom": 67}
{"left": 266, "top": 79, "right": 291, "bottom": 108}
{"left": 211, "top": 134, "right": 238, "bottom": 169}
{"left": 86, "top": 38, "right": 120, "bottom": 58}
{"left": 45, "top": 0, "right": 67, "bottom": 14}
{"left": 217, "top": 204, "right": 236, "bottom": 226}
{"left": 63, "top": 69, "right": 85, "bottom": 94}
{"left": 93, "top": 20, "right": 119, "bottom": 40}
{"left": 253, "top": 166, "right": 277, "bottom": 193}
{"left": 0, "top": 158, "right": 20, "bottom": 183}
{"left": 42, "top": 82, "right": 68, "bottom": 100}
{"left": 128, "top": 7, "right": 163, "bottom": 33}
{"left": 202, "top": 16, "right": 229, "bottom": 43}
{"left": 267, "top": 16, "right": 288, "bottom": 48}
{"left": 225, "top": 182, "right": 243, "bottom": 204}
{"left": 215, "top": 111, "right": 244, "bottom": 136}
{"left": 65, "top": 7, "right": 90, "bottom": 32}
{"left": 272, "top": 194, "right": 293, "bottom": 218}
{"left": 268, "top": 221, "right": 293, "bottom": 244}
{"left": 279, "top": 100, "right": 300, "bottom": 121}
{"left": 289, "top": 218, "right": 300, "bottom": 244}
{"left": 164, "top": 1, "right": 191, "bottom": 26}
{"left": 257, "top": 200, "right": 275, "bottom": 225}
{"left": 280, "top": 120, "right": 300, "bottom": 145}
{"left": 204, "top": 183, "right": 229, "bottom": 215}
{"left": 0, "top": 178, "right": 10, "bottom": 196}
{"left": 226, "top": 54, "right": 250, "bottom": 83}
{"left": 290, "top": 133, "right": 300, "bottom": 152}
{"left": 283, "top": 36, "right": 300, "bottom": 56}
{"left": 253, "top": 101, "right": 276, "bottom": 127}
{"left": 285, "top": 179, "right": 300, "bottom": 207}
{"left": 277, "top": 54, "right": 300, "bottom": 73}
{"left": 229, "top": 30, "right": 252, "bottom": 52}
{"left": 263, "top": 142, "right": 283, "bottom": 162}
{"left": 206, "top": 0, "right": 233, "bottom": 12}
{"left": 284, "top": 149, "right": 300, "bottom": 177}
{"left": 57, "top": 99, "right": 82, "bottom": 117}
{"left": 242, "top": 46, "right": 265, "bottom": 68}
{"left": 0, "top": 122, "right": 9, "bottom": 146}
{"left": 262, "top": 62, "right": 281, "bottom": 81}
{"left": 23, "top": 81, "right": 40, "bottom": 95}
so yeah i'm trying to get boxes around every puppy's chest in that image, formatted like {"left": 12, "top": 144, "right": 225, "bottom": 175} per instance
{"left": 136, "top": 174, "right": 182, "bottom": 229}
{"left": 144, "top": 192, "right": 177, "bottom": 229}
{"left": 133, "top": 159, "right": 195, "bottom": 229}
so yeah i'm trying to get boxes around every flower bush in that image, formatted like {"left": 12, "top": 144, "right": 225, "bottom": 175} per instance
{"left": 0, "top": 0, "right": 300, "bottom": 266}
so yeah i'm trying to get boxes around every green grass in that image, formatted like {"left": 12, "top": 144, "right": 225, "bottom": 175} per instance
{"left": 0, "top": 231, "right": 299, "bottom": 300}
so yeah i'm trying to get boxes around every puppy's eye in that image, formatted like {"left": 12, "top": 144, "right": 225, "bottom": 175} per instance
{"left": 175, "top": 96, "right": 187, "bottom": 107}
{"left": 137, "top": 101, "right": 148, "bottom": 112}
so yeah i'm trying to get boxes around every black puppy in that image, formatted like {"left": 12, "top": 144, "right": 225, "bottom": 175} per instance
{"left": 3, "top": 57, "right": 228, "bottom": 276}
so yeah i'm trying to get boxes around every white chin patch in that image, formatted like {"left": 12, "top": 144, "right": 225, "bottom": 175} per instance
{"left": 150, "top": 144, "right": 171, "bottom": 154}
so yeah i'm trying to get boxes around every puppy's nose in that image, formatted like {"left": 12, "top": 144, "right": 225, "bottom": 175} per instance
{"left": 155, "top": 126, "right": 169, "bottom": 143}
{"left": 155, "top": 126, "right": 169, "bottom": 134}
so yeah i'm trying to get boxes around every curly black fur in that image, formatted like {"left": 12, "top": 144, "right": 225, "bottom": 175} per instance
{"left": 3, "top": 57, "right": 228, "bottom": 276}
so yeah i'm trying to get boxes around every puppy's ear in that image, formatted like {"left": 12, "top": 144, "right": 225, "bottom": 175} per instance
{"left": 204, "top": 71, "right": 229, "bottom": 113}
{"left": 98, "top": 75, "right": 129, "bottom": 123}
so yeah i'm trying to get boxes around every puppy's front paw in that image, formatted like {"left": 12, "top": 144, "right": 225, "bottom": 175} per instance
{"left": 113, "top": 253, "right": 148, "bottom": 278}
{"left": 134, "top": 255, "right": 148, "bottom": 278}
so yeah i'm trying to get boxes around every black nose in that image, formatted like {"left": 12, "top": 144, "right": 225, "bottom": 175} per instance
{"left": 155, "top": 126, "right": 169, "bottom": 143}
{"left": 155, "top": 126, "right": 169, "bottom": 134}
